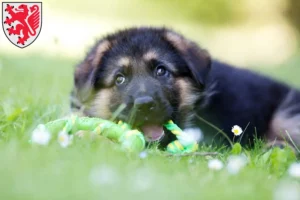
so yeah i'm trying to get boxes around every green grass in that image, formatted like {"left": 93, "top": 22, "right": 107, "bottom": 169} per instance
{"left": 0, "top": 53, "right": 299, "bottom": 200}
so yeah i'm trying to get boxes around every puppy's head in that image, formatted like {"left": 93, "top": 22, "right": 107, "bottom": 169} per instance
{"left": 72, "top": 27, "right": 211, "bottom": 141}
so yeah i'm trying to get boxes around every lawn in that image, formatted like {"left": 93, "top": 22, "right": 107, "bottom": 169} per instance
{"left": 0, "top": 52, "right": 299, "bottom": 200}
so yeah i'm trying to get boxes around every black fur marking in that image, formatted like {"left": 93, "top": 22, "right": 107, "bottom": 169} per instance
{"left": 195, "top": 60, "right": 292, "bottom": 146}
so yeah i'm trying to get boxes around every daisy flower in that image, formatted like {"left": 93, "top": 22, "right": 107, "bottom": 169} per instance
{"left": 58, "top": 130, "right": 73, "bottom": 148}
{"left": 227, "top": 155, "right": 248, "bottom": 174}
{"left": 274, "top": 181, "right": 300, "bottom": 200}
{"left": 208, "top": 159, "right": 224, "bottom": 171}
{"left": 130, "top": 167, "right": 154, "bottom": 192}
{"left": 89, "top": 165, "right": 119, "bottom": 186}
{"left": 231, "top": 125, "right": 243, "bottom": 136}
{"left": 177, "top": 128, "right": 203, "bottom": 146}
{"left": 139, "top": 151, "right": 148, "bottom": 159}
{"left": 31, "top": 124, "right": 51, "bottom": 145}
{"left": 288, "top": 162, "right": 300, "bottom": 178}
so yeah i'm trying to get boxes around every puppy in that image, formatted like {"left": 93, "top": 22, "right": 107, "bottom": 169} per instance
{"left": 70, "top": 27, "right": 300, "bottom": 149}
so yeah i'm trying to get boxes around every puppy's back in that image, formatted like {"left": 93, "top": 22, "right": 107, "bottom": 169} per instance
{"left": 198, "top": 60, "right": 294, "bottom": 145}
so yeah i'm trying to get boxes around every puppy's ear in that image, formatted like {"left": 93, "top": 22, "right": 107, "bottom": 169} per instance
{"left": 73, "top": 39, "right": 111, "bottom": 103}
{"left": 75, "top": 39, "right": 111, "bottom": 89}
{"left": 164, "top": 31, "right": 211, "bottom": 85}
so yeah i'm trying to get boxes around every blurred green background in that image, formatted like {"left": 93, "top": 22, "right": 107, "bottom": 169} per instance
{"left": 1, "top": 0, "right": 300, "bottom": 67}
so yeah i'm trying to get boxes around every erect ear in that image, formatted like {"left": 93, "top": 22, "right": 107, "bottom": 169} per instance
{"left": 73, "top": 39, "right": 111, "bottom": 103}
{"left": 164, "top": 30, "right": 211, "bottom": 86}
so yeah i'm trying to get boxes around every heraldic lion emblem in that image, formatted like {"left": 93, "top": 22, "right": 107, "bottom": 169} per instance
{"left": 2, "top": 2, "right": 42, "bottom": 48}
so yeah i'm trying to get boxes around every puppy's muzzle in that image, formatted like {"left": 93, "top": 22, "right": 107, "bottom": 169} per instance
{"left": 132, "top": 96, "right": 165, "bottom": 142}
{"left": 134, "top": 96, "right": 156, "bottom": 113}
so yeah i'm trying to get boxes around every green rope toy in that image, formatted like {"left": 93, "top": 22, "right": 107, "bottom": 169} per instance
{"left": 164, "top": 120, "right": 199, "bottom": 154}
{"left": 32, "top": 116, "right": 198, "bottom": 154}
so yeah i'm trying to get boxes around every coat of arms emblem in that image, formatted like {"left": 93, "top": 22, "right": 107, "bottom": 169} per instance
{"left": 2, "top": 2, "right": 42, "bottom": 48}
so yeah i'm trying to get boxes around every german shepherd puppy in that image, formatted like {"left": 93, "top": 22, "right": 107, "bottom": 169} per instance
{"left": 70, "top": 27, "right": 300, "bottom": 149}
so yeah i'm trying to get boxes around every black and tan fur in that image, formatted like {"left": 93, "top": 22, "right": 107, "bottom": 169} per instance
{"left": 70, "top": 27, "right": 300, "bottom": 149}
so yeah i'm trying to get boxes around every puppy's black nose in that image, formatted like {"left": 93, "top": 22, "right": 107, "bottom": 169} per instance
{"left": 134, "top": 96, "right": 155, "bottom": 111}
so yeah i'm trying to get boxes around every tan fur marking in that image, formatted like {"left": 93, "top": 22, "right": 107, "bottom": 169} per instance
{"left": 143, "top": 50, "right": 158, "bottom": 61}
{"left": 143, "top": 50, "right": 177, "bottom": 72}
{"left": 268, "top": 90, "right": 300, "bottom": 148}
{"left": 268, "top": 111, "right": 300, "bottom": 146}
{"left": 165, "top": 31, "right": 188, "bottom": 52}
{"left": 90, "top": 89, "right": 113, "bottom": 119}
{"left": 164, "top": 31, "right": 211, "bottom": 71}
{"left": 175, "top": 78, "right": 201, "bottom": 127}
{"left": 176, "top": 78, "right": 198, "bottom": 109}
{"left": 117, "top": 57, "right": 131, "bottom": 67}
{"left": 91, "top": 40, "right": 111, "bottom": 67}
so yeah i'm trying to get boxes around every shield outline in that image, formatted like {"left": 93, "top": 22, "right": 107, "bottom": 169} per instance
{"left": 2, "top": 1, "right": 43, "bottom": 49}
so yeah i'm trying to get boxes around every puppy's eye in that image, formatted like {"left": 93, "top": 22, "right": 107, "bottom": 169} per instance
{"left": 115, "top": 74, "right": 126, "bottom": 85}
{"left": 156, "top": 65, "right": 168, "bottom": 77}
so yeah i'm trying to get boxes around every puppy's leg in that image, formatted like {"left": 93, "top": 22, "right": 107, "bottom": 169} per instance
{"left": 267, "top": 90, "right": 300, "bottom": 150}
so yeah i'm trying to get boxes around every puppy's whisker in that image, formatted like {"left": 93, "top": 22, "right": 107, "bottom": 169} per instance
{"left": 195, "top": 114, "right": 233, "bottom": 147}
{"left": 110, "top": 103, "right": 127, "bottom": 122}
{"left": 128, "top": 106, "right": 138, "bottom": 125}
{"left": 238, "top": 122, "right": 250, "bottom": 143}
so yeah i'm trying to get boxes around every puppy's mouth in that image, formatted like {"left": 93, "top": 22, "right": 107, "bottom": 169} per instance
{"left": 115, "top": 103, "right": 172, "bottom": 142}
{"left": 116, "top": 116, "right": 165, "bottom": 142}
{"left": 140, "top": 124, "right": 165, "bottom": 142}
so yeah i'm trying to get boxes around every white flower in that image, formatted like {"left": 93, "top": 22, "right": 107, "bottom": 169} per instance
{"left": 226, "top": 155, "right": 248, "bottom": 174}
{"left": 139, "top": 151, "right": 148, "bottom": 159}
{"left": 130, "top": 168, "right": 154, "bottom": 192}
{"left": 274, "top": 181, "right": 300, "bottom": 200}
{"left": 89, "top": 165, "right": 119, "bottom": 186}
{"left": 208, "top": 159, "right": 224, "bottom": 171}
{"left": 288, "top": 163, "right": 300, "bottom": 178}
{"left": 178, "top": 128, "right": 203, "bottom": 146}
{"left": 231, "top": 125, "right": 243, "bottom": 136}
{"left": 31, "top": 124, "right": 51, "bottom": 145}
{"left": 58, "top": 130, "right": 73, "bottom": 148}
